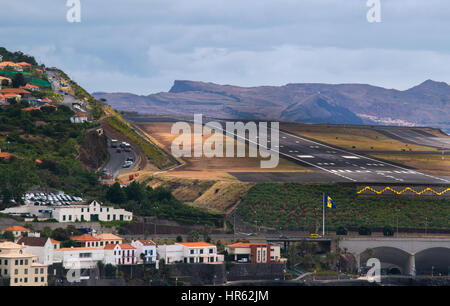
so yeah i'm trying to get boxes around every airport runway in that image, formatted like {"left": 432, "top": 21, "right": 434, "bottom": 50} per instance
{"left": 373, "top": 127, "right": 450, "bottom": 149}
{"left": 214, "top": 122, "right": 450, "bottom": 184}
{"left": 124, "top": 115, "right": 449, "bottom": 184}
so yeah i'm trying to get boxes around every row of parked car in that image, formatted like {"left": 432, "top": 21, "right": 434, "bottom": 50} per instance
{"left": 23, "top": 192, "right": 84, "bottom": 207}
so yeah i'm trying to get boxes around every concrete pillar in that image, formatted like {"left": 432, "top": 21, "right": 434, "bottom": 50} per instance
{"left": 408, "top": 254, "right": 416, "bottom": 276}
{"left": 355, "top": 253, "right": 361, "bottom": 272}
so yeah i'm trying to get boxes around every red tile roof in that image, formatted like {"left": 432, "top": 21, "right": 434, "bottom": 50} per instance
{"left": 226, "top": 242, "right": 269, "bottom": 248}
{"left": 104, "top": 243, "right": 135, "bottom": 250}
{"left": 71, "top": 234, "right": 99, "bottom": 242}
{"left": 138, "top": 240, "right": 156, "bottom": 246}
{"left": 1, "top": 88, "right": 31, "bottom": 95}
{"left": 177, "top": 242, "right": 215, "bottom": 248}
{"left": 3, "top": 226, "right": 30, "bottom": 232}
{"left": 22, "top": 106, "right": 40, "bottom": 112}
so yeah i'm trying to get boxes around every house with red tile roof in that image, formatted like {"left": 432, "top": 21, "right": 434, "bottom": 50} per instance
{"left": 21, "top": 83, "right": 39, "bottom": 92}
{"left": 70, "top": 112, "right": 88, "bottom": 123}
{"left": 0, "top": 149, "right": 15, "bottom": 159}
{"left": 71, "top": 233, "right": 102, "bottom": 248}
{"left": 2, "top": 225, "right": 31, "bottom": 238}
{"left": 0, "top": 61, "right": 23, "bottom": 71}
{"left": 131, "top": 240, "right": 156, "bottom": 263}
{"left": 104, "top": 243, "right": 137, "bottom": 265}
{"left": 0, "top": 76, "right": 12, "bottom": 86}
{"left": 96, "top": 233, "right": 123, "bottom": 246}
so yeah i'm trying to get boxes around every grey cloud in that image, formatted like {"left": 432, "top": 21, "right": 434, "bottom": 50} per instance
{"left": 0, "top": 0, "right": 449, "bottom": 94}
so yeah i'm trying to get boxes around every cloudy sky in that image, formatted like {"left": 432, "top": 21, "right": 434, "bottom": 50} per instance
{"left": 1, "top": 0, "right": 449, "bottom": 94}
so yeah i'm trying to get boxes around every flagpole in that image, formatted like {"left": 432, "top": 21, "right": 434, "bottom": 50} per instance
{"left": 322, "top": 193, "right": 325, "bottom": 237}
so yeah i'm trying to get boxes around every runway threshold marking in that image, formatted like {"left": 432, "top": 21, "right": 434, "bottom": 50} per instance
{"left": 276, "top": 129, "right": 450, "bottom": 183}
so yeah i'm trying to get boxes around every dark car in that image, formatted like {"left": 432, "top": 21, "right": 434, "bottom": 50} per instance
{"left": 116, "top": 148, "right": 121, "bottom": 153}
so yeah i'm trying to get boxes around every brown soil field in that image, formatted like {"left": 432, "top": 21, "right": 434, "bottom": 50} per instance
{"left": 136, "top": 122, "right": 309, "bottom": 181}
{"left": 370, "top": 154, "right": 450, "bottom": 175}
{"left": 281, "top": 123, "right": 436, "bottom": 152}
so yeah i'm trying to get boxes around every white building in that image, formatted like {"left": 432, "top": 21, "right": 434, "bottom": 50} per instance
{"left": 53, "top": 247, "right": 105, "bottom": 269}
{"left": 16, "top": 237, "right": 55, "bottom": 266}
{"left": 104, "top": 244, "right": 137, "bottom": 265}
{"left": 157, "top": 244, "right": 184, "bottom": 264}
{"left": 70, "top": 112, "right": 88, "bottom": 124}
{"left": 131, "top": 240, "right": 156, "bottom": 263}
{"left": 51, "top": 200, "right": 132, "bottom": 223}
{"left": 157, "top": 242, "right": 221, "bottom": 264}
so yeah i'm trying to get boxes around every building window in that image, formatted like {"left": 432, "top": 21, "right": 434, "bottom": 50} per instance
{"left": 14, "top": 278, "right": 18, "bottom": 283}
{"left": 209, "top": 248, "right": 213, "bottom": 254}
{"left": 24, "top": 277, "right": 28, "bottom": 283}
{"left": 35, "top": 268, "right": 38, "bottom": 274}
{"left": 25, "top": 259, "right": 28, "bottom": 265}
{"left": 25, "top": 269, "right": 28, "bottom": 275}
{"left": 40, "top": 268, "right": 44, "bottom": 274}
{"left": 4, "top": 260, "right": 7, "bottom": 265}
{"left": 35, "top": 277, "right": 38, "bottom": 282}
{"left": 15, "top": 269, "right": 18, "bottom": 275}
{"left": 200, "top": 249, "right": 203, "bottom": 254}
{"left": 20, "top": 260, "right": 23, "bottom": 265}
{"left": 190, "top": 250, "right": 194, "bottom": 255}
{"left": 41, "top": 277, "right": 44, "bottom": 282}
{"left": 15, "top": 260, "right": 18, "bottom": 265}
{"left": 63, "top": 215, "right": 66, "bottom": 221}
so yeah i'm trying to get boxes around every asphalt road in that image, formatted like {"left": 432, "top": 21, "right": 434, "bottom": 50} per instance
{"left": 374, "top": 127, "right": 450, "bottom": 150}
{"left": 46, "top": 70, "right": 78, "bottom": 107}
{"left": 209, "top": 121, "right": 450, "bottom": 184}
{"left": 102, "top": 133, "right": 139, "bottom": 177}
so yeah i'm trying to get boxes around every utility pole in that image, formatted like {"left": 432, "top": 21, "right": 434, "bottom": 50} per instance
{"left": 322, "top": 193, "right": 325, "bottom": 237}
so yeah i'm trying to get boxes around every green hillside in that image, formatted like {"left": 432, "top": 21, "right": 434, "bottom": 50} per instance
{"left": 236, "top": 183, "right": 450, "bottom": 231}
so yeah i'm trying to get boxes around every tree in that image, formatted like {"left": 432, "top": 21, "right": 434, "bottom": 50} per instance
{"left": 358, "top": 227, "right": 372, "bottom": 236}
{"left": 51, "top": 228, "right": 71, "bottom": 241}
{"left": 104, "top": 264, "right": 117, "bottom": 278}
{"left": 200, "top": 225, "right": 211, "bottom": 241}
{"left": 106, "top": 182, "right": 126, "bottom": 204}
{"left": 336, "top": 226, "right": 348, "bottom": 235}
{"left": 383, "top": 225, "right": 394, "bottom": 236}
{"left": 187, "top": 231, "right": 200, "bottom": 242}
{"left": 12, "top": 73, "right": 26, "bottom": 88}
{"left": 176, "top": 235, "right": 183, "bottom": 242}
{"left": 1, "top": 231, "right": 14, "bottom": 242}
{"left": 0, "top": 160, "right": 39, "bottom": 206}
{"left": 41, "top": 226, "right": 52, "bottom": 238}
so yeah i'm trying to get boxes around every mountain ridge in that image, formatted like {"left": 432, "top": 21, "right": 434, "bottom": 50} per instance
{"left": 93, "top": 79, "right": 450, "bottom": 130}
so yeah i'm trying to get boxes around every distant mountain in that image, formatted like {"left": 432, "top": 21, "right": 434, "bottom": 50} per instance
{"left": 93, "top": 79, "right": 450, "bottom": 129}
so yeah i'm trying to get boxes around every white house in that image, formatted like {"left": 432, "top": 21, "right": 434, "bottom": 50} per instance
{"left": 51, "top": 200, "right": 133, "bottom": 223}
{"left": 53, "top": 247, "right": 104, "bottom": 269}
{"left": 131, "top": 240, "right": 156, "bottom": 263}
{"left": 2, "top": 226, "right": 31, "bottom": 239}
{"left": 16, "top": 237, "right": 55, "bottom": 266}
{"left": 70, "top": 112, "right": 88, "bottom": 124}
{"left": 104, "top": 244, "right": 137, "bottom": 265}
{"left": 156, "top": 244, "right": 184, "bottom": 264}
{"left": 178, "top": 242, "right": 220, "bottom": 264}
{"left": 157, "top": 242, "right": 221, "bottom": 264}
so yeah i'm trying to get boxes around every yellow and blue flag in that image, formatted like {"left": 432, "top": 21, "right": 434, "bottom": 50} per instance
{"left": 324, "top": 194, "right": 336, "bottom": 209}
